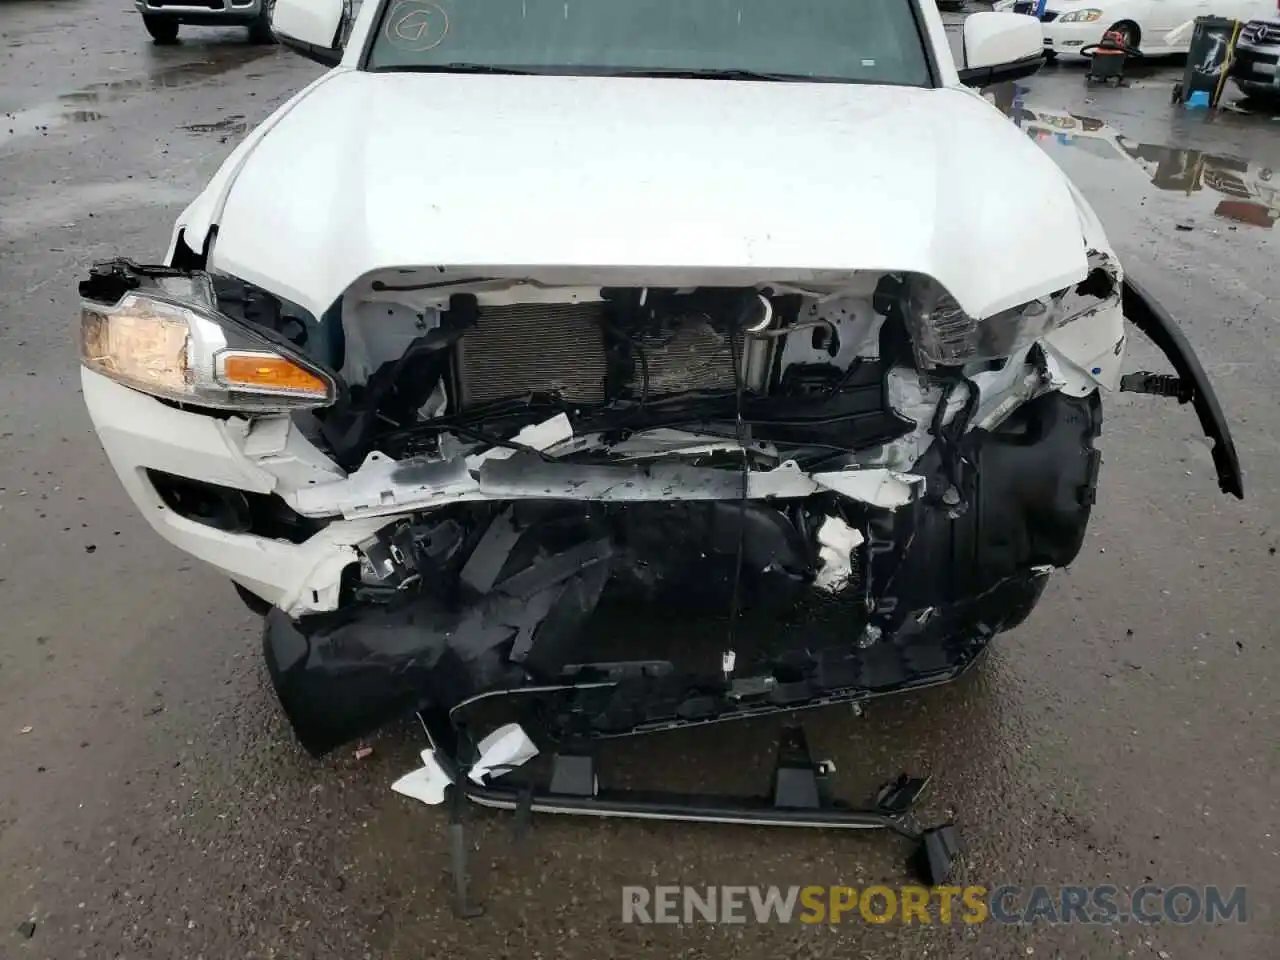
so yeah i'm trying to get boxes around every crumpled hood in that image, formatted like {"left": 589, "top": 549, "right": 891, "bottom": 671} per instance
{"left": 211, "top": 70, "right": 1088, "bottom": 319}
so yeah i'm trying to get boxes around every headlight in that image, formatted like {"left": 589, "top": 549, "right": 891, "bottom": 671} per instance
{"left": 898, "top": 276, "right": 1059, "bottom": 367}
{"left": 891, "top": 260, "right": 1118, "bottom": 368}
{"left": 1059, "top": 9, "right": 1104, "bottom": 22}
{"left": 79, "top": 264, "right": 337, "bottom": 411}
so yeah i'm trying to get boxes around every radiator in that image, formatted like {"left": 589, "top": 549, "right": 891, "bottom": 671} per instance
{"left": 456, "top": 302, "right": 739, "bottom": 409}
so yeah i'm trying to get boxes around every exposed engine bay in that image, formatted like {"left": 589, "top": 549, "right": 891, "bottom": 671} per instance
{"left": 185, "top": 266, "right": 1122, "bottom": 756}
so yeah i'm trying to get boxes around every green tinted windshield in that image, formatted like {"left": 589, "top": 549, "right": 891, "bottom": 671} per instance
{"left": 366, "top": 0, "right": 932, "bottom": 86}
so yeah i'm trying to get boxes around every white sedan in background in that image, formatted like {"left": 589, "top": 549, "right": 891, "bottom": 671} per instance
{"left": 994, "top": 0, "right": 1275, "bottom": 59}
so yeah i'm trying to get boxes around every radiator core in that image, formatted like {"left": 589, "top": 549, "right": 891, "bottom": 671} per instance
{"left": 455, "top": 302, "right": 739, "bottom": 409}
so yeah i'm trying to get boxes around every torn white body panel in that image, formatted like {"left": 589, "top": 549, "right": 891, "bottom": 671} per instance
{"left": 467, "top": 724, "right": 540, "bottom": 785}
{"left": 391, "top": 751, "right": 454, "bottom": 807}
{"left": 813, "top": 470, "right": 923, "bottom": 510}
{"left": 391, "top": 724, "right": 540, "bottom": 807}
{"left": 814, "top": 517, "right": 866, "bottom": 593}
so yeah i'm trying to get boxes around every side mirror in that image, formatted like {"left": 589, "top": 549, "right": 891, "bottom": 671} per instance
{"left": 273, "top": 0, "right": 349, "bottom": 67}
{"left": 958, "top": 12, "right": 1046, "bottom": 87}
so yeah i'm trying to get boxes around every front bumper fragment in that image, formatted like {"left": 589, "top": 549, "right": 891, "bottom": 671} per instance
{"left": 264, "top": 387, "right": 1101, "bottom": 757}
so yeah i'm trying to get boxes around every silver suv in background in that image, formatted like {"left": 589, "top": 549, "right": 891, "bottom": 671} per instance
{"left": 1232, "top": 12, "right": 1280, "bottom": 100}
{"left": 136, "top": 0, "right": 276, "bottom": 45}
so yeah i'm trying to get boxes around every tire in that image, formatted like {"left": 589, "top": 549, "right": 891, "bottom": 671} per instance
{"left": 248, "top": 0, "right": 277, "bottom": 44}
{"left": 143, "top": 15, "right": 180, "bottom": 44}
{"left": 1108, "top": 20, "right": 1140, "bottom": 55}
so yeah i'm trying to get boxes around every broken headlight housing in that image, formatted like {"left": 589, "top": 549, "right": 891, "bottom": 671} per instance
{"left": 898, "top": 275, "right": 1069, "bottom": 368}
{"left": 79, "top": 268, "right": 337, "bottom": 412}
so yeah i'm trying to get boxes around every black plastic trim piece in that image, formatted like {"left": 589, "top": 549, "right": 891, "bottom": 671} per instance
{"left": 1121, "top": 274, "right": 1244, "bottom": 499}
{"left": 958, "top": 53, "right": 1045, "bottom": 88}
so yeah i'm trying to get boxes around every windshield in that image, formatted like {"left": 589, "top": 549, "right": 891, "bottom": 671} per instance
{"left": 365, "top": 0, "right": 932, "bottom": 86}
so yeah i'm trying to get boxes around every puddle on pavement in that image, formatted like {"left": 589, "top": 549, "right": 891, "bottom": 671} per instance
{"left": 983, "top": 82, "right": 1279, "bottom": 230}
{"left": 0, "top": 47, "right": 273, "bottom": 148}
{"left": 2, "top": 104, "right": 105, "bottom": 147}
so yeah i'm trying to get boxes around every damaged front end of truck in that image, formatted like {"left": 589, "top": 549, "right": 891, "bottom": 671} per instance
{"left": 79, "top": 252, "right": 1241, "bottom": 891}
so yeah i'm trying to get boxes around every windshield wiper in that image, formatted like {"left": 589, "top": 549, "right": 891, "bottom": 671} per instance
{"left": 589, "top": 67, "right": 843, "bottom": 82}
{"left": 371, "top": 63, "right": 864, "bottom": 83}
{"left": 371, "top": 63, "right": 549, "bottom": 76}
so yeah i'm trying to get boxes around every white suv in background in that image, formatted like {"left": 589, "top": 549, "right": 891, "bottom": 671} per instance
{"left": 1233, "top": 10, "right": 1280, "bottom": 99}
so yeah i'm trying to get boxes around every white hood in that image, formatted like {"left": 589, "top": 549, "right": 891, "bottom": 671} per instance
{"left": 210, "top": 70, "right": 1088, "bottom": 319}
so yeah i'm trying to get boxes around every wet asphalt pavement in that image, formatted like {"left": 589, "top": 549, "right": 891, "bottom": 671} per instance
{"left": 1, "top": 2, "right": 1277, "bottom": 958}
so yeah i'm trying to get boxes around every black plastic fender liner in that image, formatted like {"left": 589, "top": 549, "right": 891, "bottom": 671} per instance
{"left": 869, "top": 389, "right": 1103, "bottom": 633}
{"left": 1120, "top": 274, "right": 1244, "bottom": 499}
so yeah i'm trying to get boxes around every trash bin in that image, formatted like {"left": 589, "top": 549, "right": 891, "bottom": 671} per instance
{"left": 1174, "top": 17, "right": 1244, "bottom": 108}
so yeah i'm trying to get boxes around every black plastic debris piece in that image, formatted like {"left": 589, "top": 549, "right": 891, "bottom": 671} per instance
{"left": 547, "top": 753, "right": 596, "bottom": 797}
{"left": 16, "top": 920, "right": 35, "bottom": 939}
{"left": 912, "top": 824, "right": 963, "bottom": 887}
{"left": 771, "top": 727, "right": 825, "bottom": 809}
{"left": 876, "top": 773, "right": 931, "bottom": 816}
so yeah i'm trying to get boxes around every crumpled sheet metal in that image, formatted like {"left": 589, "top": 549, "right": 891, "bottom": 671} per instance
{"left": 289, "top": 446, "right": 923, "bottom": 520}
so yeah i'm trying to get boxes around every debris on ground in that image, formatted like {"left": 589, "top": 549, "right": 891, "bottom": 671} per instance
{"left": 16, "top": 920, "right": 35, "bottom": 939}
{"left": 354, "top": 746, "right": 373, "bottom": 760}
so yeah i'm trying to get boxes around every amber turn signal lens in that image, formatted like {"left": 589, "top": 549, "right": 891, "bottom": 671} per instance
{"left": 219, "top": 352, "right": 330, "bottom": 396}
